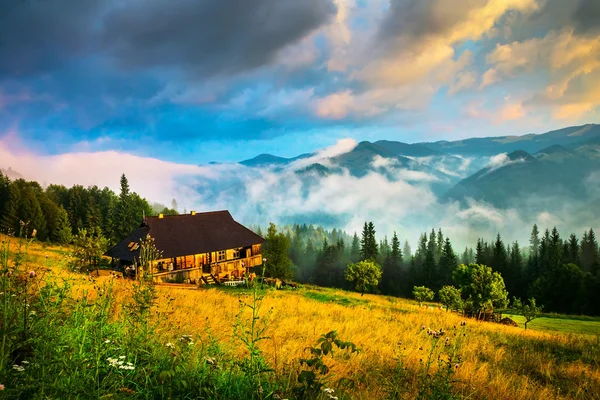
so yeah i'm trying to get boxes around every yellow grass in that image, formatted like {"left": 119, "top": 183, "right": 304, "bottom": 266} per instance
{"left": 4, "top": 234, "right": 600, "bottom": 399}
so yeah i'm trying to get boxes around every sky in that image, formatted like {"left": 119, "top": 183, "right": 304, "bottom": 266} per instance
{"left": 1, "top": 0, "right": 600, "bottom": 164}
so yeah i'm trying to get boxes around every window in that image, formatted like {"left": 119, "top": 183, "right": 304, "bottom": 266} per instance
{"left": 232, "top": 248, "right": 240, "bottom": 259}
{"left": 217, "top": 250, "right": 226, "bottom": 262}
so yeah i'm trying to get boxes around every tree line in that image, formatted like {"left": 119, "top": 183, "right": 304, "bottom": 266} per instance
{"left": 260, "top": 222, "right": 600, "bottom": 316}
{"left": 0, "top": 171, "right": 174, "bottom": 246}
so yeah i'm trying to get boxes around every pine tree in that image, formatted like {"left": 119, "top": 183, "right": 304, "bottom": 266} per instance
{"left": 0, "top": 183, "right": 20, "bottom": 235}
{"left": 263, "top": 223, "right": 293, "bottom": 280}
{"left": 113, "top": 174, "right": 138, "bottom": 242}
{"left": 350, "top": 233, "right": 360, "bottom": 263}
{"left": 529, "top": 224, "right": 540, "bottom": 258}
{"left": 475, "top": 239, "right": 485, "bottom": 265}
{"left": 438, "top": 237, "right": 457, "bottom": 286}
{"left": 360, "top": 222, "right": 378, "bottom": 261}
{"left": 492, "top": 233, "right": 508, "bottom": 276}
{"left": 508, "top": 241, "right": 524, "bottom": 298}
{"left": 381, "top": 232, "right": 403, "bottom": 296}
{"left": 0, "top": 172, "right": 10, "bottom": 218}
{"left": 436, "top": 228, "right": 444, "bottom": 263}
{"left": 581, "top": 229, "right": 599, "bottom": 273}
{"left": 54, "top": 206, "right": 73, "bottom": 244}
{"left": 423, "top": 230, "right": 437, "bottom": 289}
{"left": 18, "top": 184, "right": 47, "bottom": 239}
{"left": 403, "top": 240, "right": 412, "bottom": 261}
{"left": 548, "top": 227, "right": 563, "bottom": 271}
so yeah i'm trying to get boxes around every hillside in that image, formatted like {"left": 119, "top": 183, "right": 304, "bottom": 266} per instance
{"left": 2, "top": 235, "right": 599, "bottom": 399}
{"left": 419, "top": 124, "right": 600, "bottom": 156}
{"left": 444, "top": 144, "right": 600, "bottom": 211}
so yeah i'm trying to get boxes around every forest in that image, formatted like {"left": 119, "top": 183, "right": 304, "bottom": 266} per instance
{"left": 257, "top": 221, "right": 600, "bottom": 316}
{"left": 1, "top": 170, "right": 599, "bottom": 316}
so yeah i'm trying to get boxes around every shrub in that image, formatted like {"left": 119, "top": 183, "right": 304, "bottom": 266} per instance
{"left": 413, "top": 286, "right": 434, "bottom": 306}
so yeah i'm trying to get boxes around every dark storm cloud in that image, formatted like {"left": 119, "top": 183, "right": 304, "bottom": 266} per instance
{"left": 507, "top": 0, "right": 600, "bottom": 41}
{"left": 0, "top": 0, "right": 104, "bottom": 76}
{"left": 101, "top": 0, "right": 337, "bottom": 77}
{"left": 377, "top": 0, "right": 487, "bottom": 43}
{"left": 0, "top": 0, "right": 336, "bottom": 79}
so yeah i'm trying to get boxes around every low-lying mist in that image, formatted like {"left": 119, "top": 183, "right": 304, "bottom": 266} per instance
{"left": 1, "top": 139, "right": 598, "bottom": 250}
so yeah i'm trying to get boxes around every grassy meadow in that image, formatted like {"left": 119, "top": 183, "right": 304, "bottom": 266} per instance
{"left": 1, "top": 235, "right": 600, "bottom": 399}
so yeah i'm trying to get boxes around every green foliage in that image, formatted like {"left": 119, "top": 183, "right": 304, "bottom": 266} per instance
{"left": 295, "top": 330, "right": 359, "bottom": 399}
{"left": 70, "top": 228, "right": 109, "bottom": 274}
{"left": 234, "top": 279, "right": 274, "bottom": 398}
{"left": 360, "top": 222, "right": 378, "bottom": 261}
{"left": 452, "top": 263, "right": 508, "bottom": 317}
{"left": 413, "top": 286, "right": 434, "bottom": 306}
{"left": 345, "top": 260, "right": 382, "bottom": 296}
{"left": 511, "top": 297, "right": 543, "bottom": 330}
{"left": 54, "top": 206, "right": 73, "bottom": 244}
{"left": 263, "top": 223, "right": 293, "bottom": 280}
{"left": 415, "top": 326, "right": 463, "bottom": 400}
{"left": 381, "top": 232, "right": 403, "bottom": 296}
{"left": 438, "top": 286, "right": 462, "bottom": 312}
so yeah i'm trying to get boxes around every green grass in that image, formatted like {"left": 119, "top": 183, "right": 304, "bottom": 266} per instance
{"left": 303, "top": 290, "right": 370, "bottom": 307}
{"left": 507, "top": 314, "right": 600, "bottom": 336}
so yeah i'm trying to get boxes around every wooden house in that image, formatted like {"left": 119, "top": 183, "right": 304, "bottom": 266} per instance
{"left": 104, "top": 210, "right": 264, "bottom": 284}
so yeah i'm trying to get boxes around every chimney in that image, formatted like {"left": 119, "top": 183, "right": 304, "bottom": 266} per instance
{"left": 191, "top": 211, "right": 196, "bottom": 216}
{"left": 159, "top": 213, "right": 164, "bottom": 219}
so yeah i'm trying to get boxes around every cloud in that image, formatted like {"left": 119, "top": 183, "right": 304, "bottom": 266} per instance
{"left": 486, "top": 27, "right": 600, "bottom": 119}
{"left": 291, "top": 138, "right": 357, "bottom": 169}
{"left": 479, "top": 68, "right": 499, "bottom": 89}
{"left": 0, "top": 0, "right": 336, "bottom": 79}
{"left": 0, "top": 138, "right": 212, "bottom": 206}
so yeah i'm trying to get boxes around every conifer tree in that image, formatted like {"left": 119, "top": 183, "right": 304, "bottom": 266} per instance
{"left": 113, "top": 174, "right": 138, "bottom": 242}
{"left": 475, "top": 239, "right": 485, "bottom": 265}
{"left": 529, "top": 224, "right": 540, "bottom": 258}
{"left": 492, "top": 233, "right": 508, "bottom": 276}
{"left": 263, "top": 223, "right": 293, "bottom": 280}
{"left": 350, "top": 233, "right": 360, "bottom": 263}
{"left": 382, "top": 232, "right": 403, "bottom": 296}
{"left": 438, "top": 237, "right": 457, "bottom": 286}
{"left": 423, "top": 230, "right": 437, "bottom": 289}
{"left": 55, "top": 206, "right": 73, "bottom": 244}
{"left": 508, "top": 241, "right": 524, "bottom": 298}
{"left": 436, "top": 228, "right": 444, "bottom": 263}
{"left": 0, "top": 183, "right": 20, "bottom": 235}
{"left": 403, "top": 240, "right": 412, "bottom": 261}
{"left": 0, "top": 171, "right": 10, "bottom": 218}
{"left": 360, "top": 221, "right": 378, "bottom": 261}
{"left": 19, "top": 184, "right": 47, "bottom": 239}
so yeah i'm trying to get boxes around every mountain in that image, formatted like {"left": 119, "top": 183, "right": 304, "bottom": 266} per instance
{"left": 374, "top": 140, "right": 442, "bottom": 157}
{"left": 239, "top": 153, "right": 311, "bottom": 167}
{"left": 445, "top": 145, "right": 600, "bottom": 211}
{"left": 419, "top": 124, "right": 600, "bottom": 156}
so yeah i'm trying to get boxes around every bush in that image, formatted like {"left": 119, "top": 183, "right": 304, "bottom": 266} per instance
{"left": 413, "top": 286, "right": 434, "bottom": 306}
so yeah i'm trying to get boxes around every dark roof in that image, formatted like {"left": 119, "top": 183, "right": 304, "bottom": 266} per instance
{"left": 104, "top": 210, "right": 264, "bottom": 262}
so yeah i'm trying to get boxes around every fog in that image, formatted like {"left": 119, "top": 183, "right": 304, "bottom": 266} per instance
{"left": 1, "top": 138, "right": 597, "bottom": 250}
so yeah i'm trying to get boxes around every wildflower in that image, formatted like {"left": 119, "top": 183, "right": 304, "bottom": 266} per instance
{"left": 263, "top": 258, "right": 267, "bottom": 263}
{"left": 0, "top": 384, "right": 4, "bottom": 390}
{"left": 29, "top": 271, "right": 36, "bottom": 279}
{"left": 455, "top": 363, "right": 460, "bottom": 368}
{"left": 166, "top": 342, "right": 175, "bottom": 348}
{"left": 104, "top": 339, "right": 111, "bottom": 344}
{"left": 323, "top": 388, "right": 335, "bottom": 394}
{"left": 32, "top": 229, "right": 37, "bottom": 238}
{"left": 119, "top": 355, "right": 126, "bottom": 359}
{"left": 12, "top": 365, "right": 25, "bottom": 372}
{"left": 21, "top": 361, "right": 29, "bottom": 365}
{"left": 204, "top": 356, "right": 216, "bottom": 365}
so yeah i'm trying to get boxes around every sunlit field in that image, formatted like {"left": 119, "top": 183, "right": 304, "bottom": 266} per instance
{"left": 2, "top": 235, "right": 600, "bottom": 399}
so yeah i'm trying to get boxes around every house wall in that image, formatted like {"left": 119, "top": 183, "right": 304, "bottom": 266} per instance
{"left": 151, "top": 243, "right": 263, "bottom": 284}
